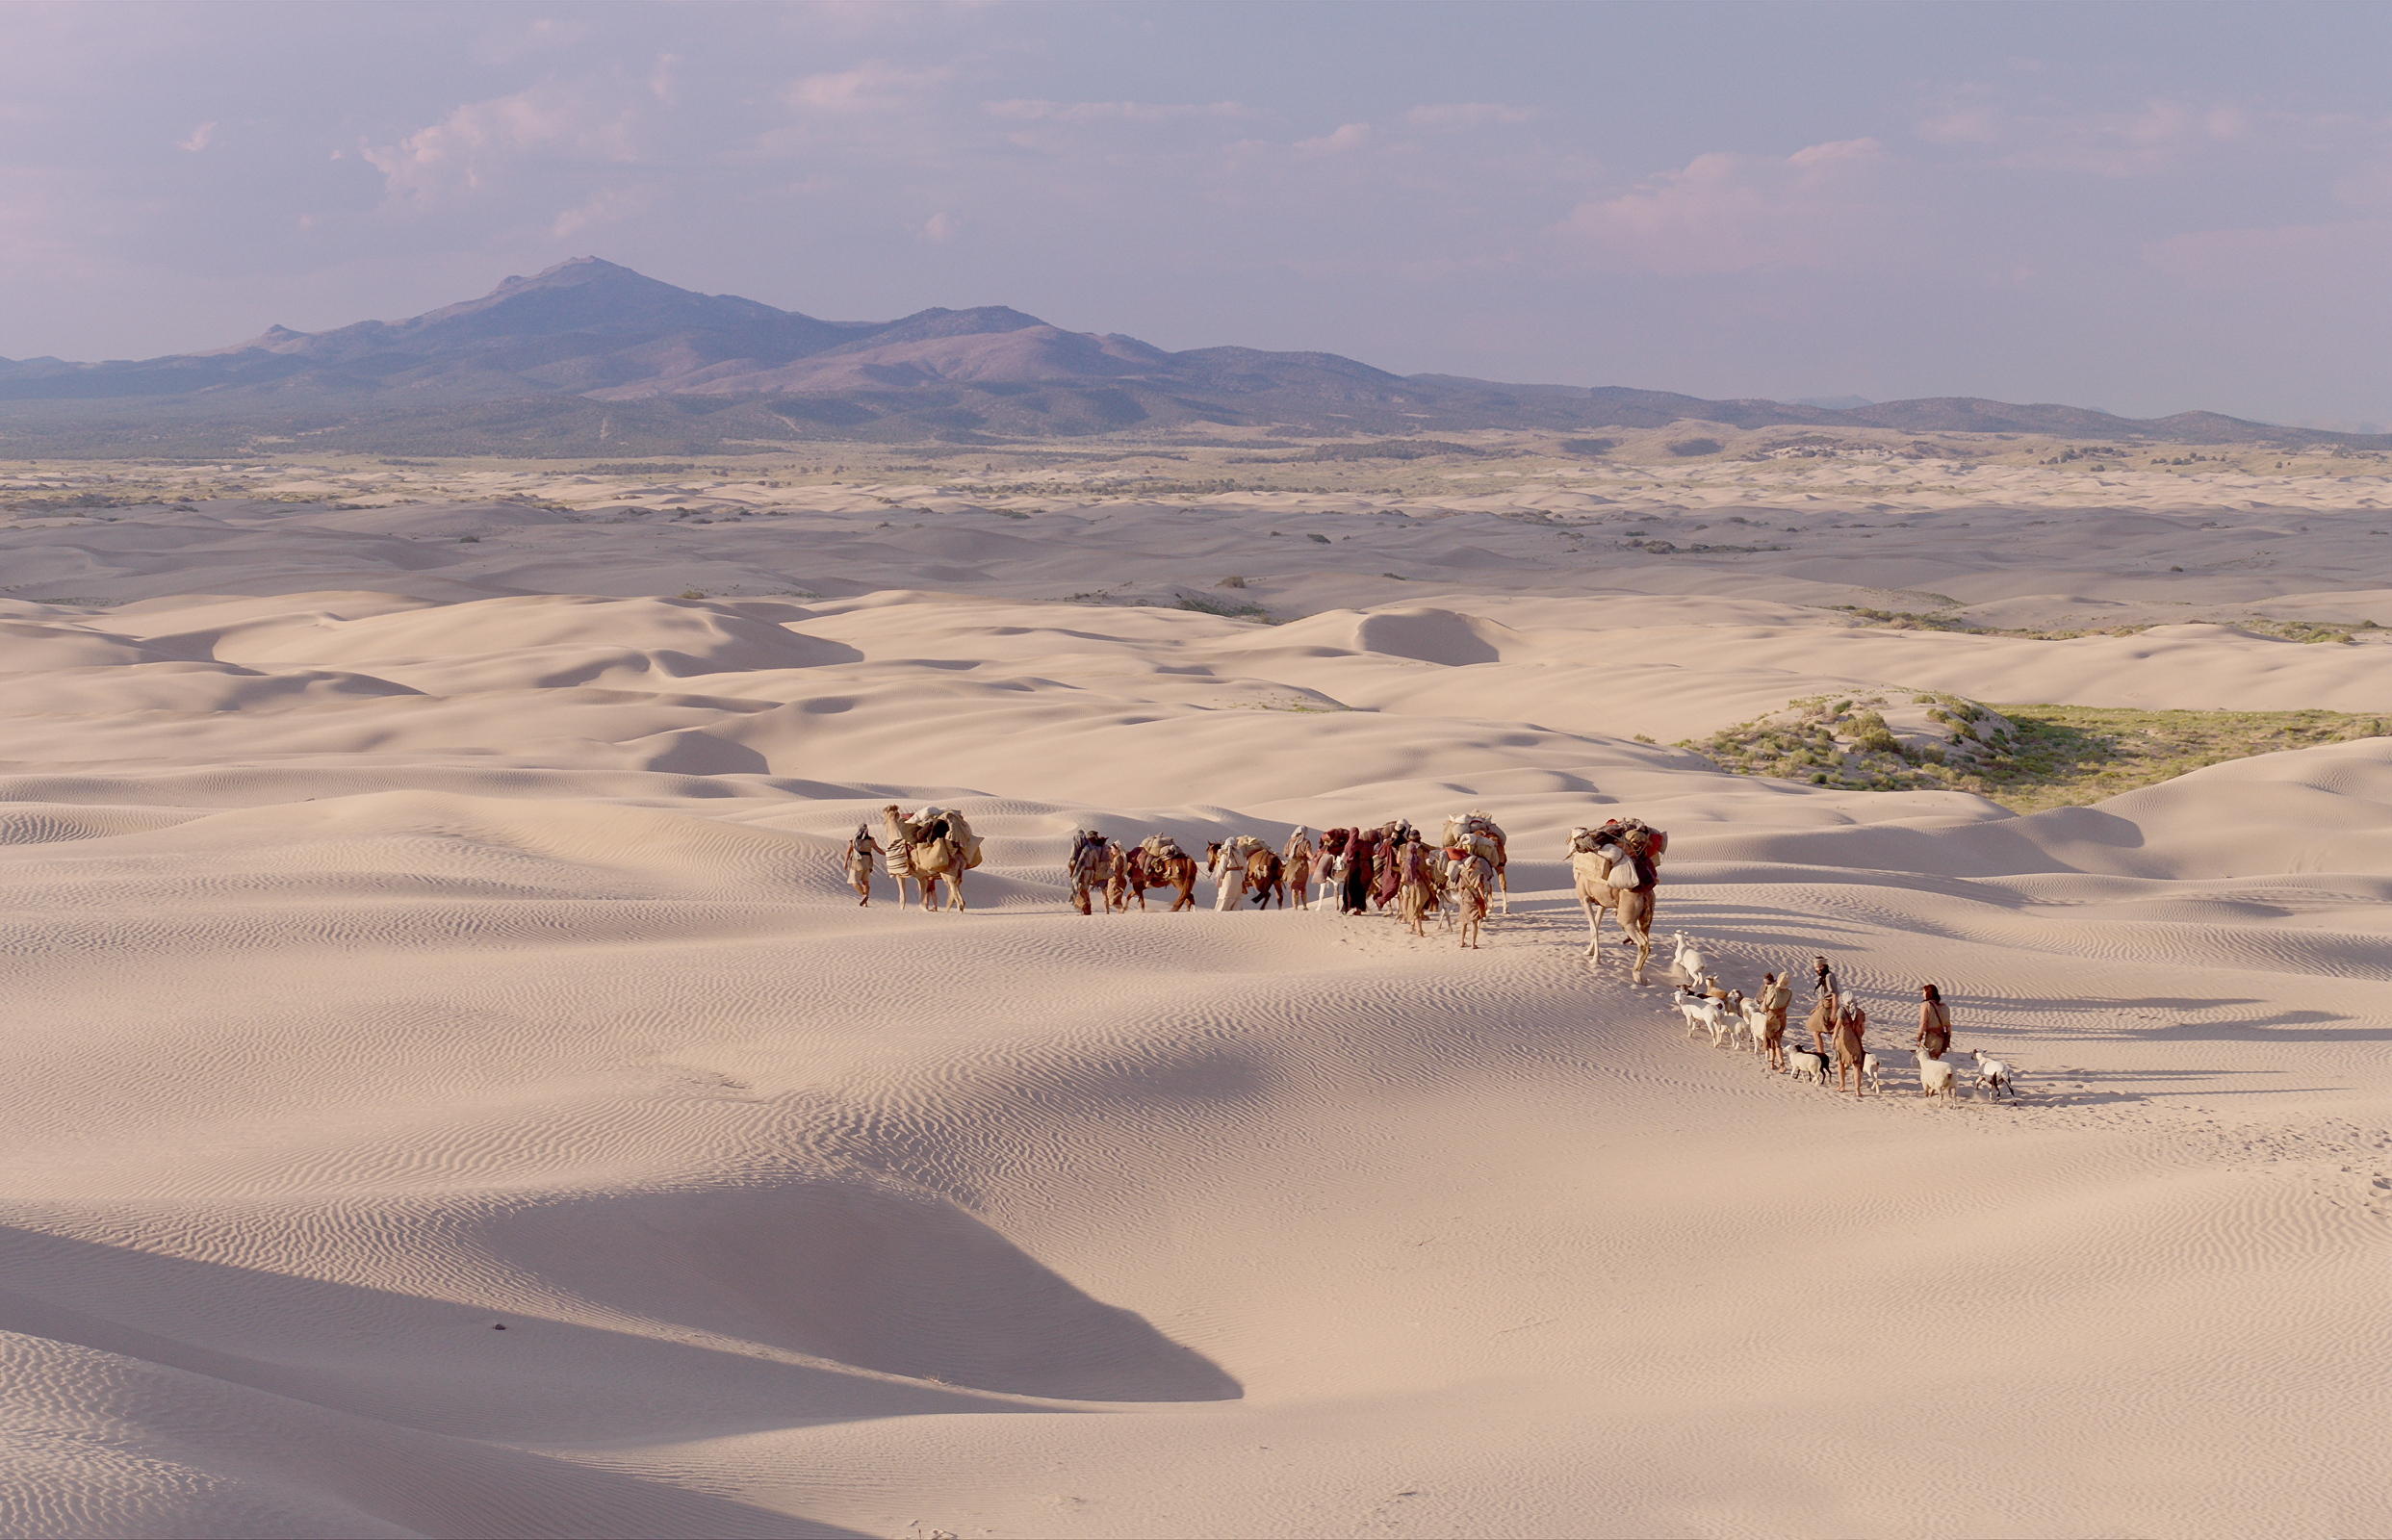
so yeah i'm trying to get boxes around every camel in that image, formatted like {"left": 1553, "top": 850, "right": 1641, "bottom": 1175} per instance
{"left": 1122, "top": 838, "right": 1200, "bottom": 911}
{"left": 880, "top": 804, "right": 983, "bottom": 911}
{"left": 1569, "top": 821, "right": 1664, "bottom": 984}
{"left": 1441, "top": 811, "right": 1510, "bottom": 914}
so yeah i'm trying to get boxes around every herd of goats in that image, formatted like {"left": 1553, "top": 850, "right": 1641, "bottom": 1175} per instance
{"left": 1659, "top": 932, "right": 2020, "bottom": 1105}
{"left": 853, "top": 803, "right": 2021, "bottom": 1105}
{"left": 852, "top": 803, "right": 1667, "bottom": 965}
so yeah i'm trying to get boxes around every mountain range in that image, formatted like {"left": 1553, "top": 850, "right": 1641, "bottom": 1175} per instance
{"left": 1, "top": 257, "right": 2378, "bottom": 457}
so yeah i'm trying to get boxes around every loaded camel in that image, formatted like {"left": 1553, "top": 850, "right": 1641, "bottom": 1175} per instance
{"left": 881, "top": 804, "right": 984, "bottom": 911}
{"left": 1569, "top": 818, "right": 1666, "bottom": 985}
{"left": 891, "top": 804, "right": 985, "bottom": 911}
{"left": 1440, "top": 811, "right": 1509, "bottom": 914}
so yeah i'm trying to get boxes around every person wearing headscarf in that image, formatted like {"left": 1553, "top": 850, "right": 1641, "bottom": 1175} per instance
{"left": 845, "top": 824, "right": 882, "bottom": 906}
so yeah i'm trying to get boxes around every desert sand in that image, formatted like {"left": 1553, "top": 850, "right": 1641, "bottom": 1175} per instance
{"left": 0, "top": 459, "right": 2387, "bottom": 1538}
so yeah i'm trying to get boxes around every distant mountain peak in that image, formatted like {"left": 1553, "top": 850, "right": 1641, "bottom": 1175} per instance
{"left": 1, "top": 258, "right": 2380, "bottom": 453}
{"left": 490, "top": 256, "right": 651, "bottom": 294}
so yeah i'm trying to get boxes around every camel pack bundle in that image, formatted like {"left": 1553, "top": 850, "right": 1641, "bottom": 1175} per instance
{"left": 1141, "top": 833, "right": 1186, "bottom": 861}
{"left": 1572, "top": 818, "right": 1665, "bottom": 888}
{"left": 1441, "top": 811, "right": 1504, "bottom": 866}
{"left": 902, "top": 806, "right": 985, "bottom": 869}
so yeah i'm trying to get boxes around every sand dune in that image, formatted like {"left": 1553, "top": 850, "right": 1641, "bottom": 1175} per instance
{"left": 0, "top": 475, "right": 2387, "bottom": 1537}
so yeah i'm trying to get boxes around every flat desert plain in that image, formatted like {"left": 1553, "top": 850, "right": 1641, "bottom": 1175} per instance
{"left": 1, "top": 456, "right": 2388, "bottom": 1539}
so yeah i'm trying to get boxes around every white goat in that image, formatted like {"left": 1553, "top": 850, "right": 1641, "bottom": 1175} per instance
{"left": 1861, "top": 1052, "right": 1884, "bottom": 1094}
{"left": 1970, "top": 1048, "right": 2018, "bottom": 1102}
{"left": 1918, "top": 1057, "right": 1957, "bottom": 1104}
{"left": 1671, "top": 988, "right": 1713, "bottom": 1040}
{"left": 1740, "top": 999, "right": 1772, "bottom": 1056}
{"left": 1723, "top": 989, "right": 1750, "bottom": 1047}
{"left": 1788, "top": 1045, "right": 1828, "bottom": 1087}
{"left": 1670, "top": 931, "right": 1708, "bottom": 986}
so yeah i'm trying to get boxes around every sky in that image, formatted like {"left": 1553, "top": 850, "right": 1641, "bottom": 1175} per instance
{"left": 2, "top": 1, "right": 2387, "bottom": 428}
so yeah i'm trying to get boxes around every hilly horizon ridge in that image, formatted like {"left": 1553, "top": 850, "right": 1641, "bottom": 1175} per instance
{"left": 2, "top": 257, "right": 2380, "bottom": 458}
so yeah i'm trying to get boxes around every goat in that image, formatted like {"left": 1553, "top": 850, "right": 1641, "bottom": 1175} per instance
{"left": 1788, "top": 1046, "right": 1828, "bottom": 1087}
{"left": 1861, "top": 1052, "right": 1884, "bottom": 1094}
{"left": 1671, "top": 988, "right": 1713, "bottom": 1039}
{"left": 1969, "top": 1048, "right": 2017, "bottom": 1101}
{"left": 1918, "top": 1057, "right": 1957, "bottom": 1104}
{"left": 1741, "top": 999, "right": 1774, "bottom": 1057}
{"left": 1670, "top": 931, "right": 1708, "bottom": 986}
{"left": 1718, "top": 989, "right": 1751, "bottom": 1051}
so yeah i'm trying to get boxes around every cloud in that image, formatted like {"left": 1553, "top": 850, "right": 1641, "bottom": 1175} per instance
{"left": 784, "top": 62, "right": 953, "bottom": 115}
{"left": 1557, "top": 138, "right": 1890, "bottom": 274}
{"left": 362, "top": 85, "right": 638, "bottom": 205}
{"left": 1404, "top": 103, "right": 1536, "bottom": 130}
{"left": 2333, "top": 157, "right": 2392, "bottom": 211}
{"left": 1917, "top": 94, "right": 2264, "bottom": 177}
{"left": 1296, "top": 122, "right": 1371, "bottom": 154}
{"left": 2147, "top": 218, "right": 2392, "bottom": 292}
{"left": 178, "top": 121, "right": 217, "bottom": 153}
{"left": 552, "top": 183, "right": 656, "bottom": 238}
{"left": 472, "top": 17, "right": 587, "bottom": 66}
{"left": 984, "top": 99, "right": 1246, "bottom": 123}
{"left": 922, "top": 210, "right": 961, "bottom": 243}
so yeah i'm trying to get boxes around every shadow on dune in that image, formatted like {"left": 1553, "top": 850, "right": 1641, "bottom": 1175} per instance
{"left": 1982, "top": 999, "right": 2386, "bottom": 1042}
{"left": 474, "top": 1180, "right": 1243, "bottom": 1403}
{"left": 0, "top": 1227, "right": 886, "bottom": 1537}
{"left": 2139, "top": 1009, "right": 2391, "bottom": 1042}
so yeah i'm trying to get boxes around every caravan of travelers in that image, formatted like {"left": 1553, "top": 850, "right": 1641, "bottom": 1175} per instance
{"left": 851, "top": 805, "right": 1530, "bottom": 951}
{"left": 858, "top": 805, "right": 2008, "bottom": 1102}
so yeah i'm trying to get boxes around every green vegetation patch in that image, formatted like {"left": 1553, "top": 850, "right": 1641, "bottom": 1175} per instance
{"left": 1689, "top": 694, "right": 2388, "bottom": 812}
{"left": 1832, "top": 605, "right": 2381, "bottom": 645}
{"left": 1176, "top": 593, "right": 1273, "bottom": 621}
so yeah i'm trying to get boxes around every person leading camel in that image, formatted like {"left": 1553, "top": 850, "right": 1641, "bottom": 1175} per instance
{"left": 1757, "top": 970, "right": 1791, "bottom": 1071}
{"left": 1805, "top": 986, "right": 1839, "bottom": 1059}
{"left": 1068, "top": 829, "right": 1111, "bottom": 916}
{"left": 1343, "top": 830, "right": 1376, "bottom": 914}
{"left": 844, "top": 825, "right": 882, "bottom": 906}
{"left": 1373, "top": 828, "right": 1404, "bottom": 912}
{"left": 1105, "top": 842, "right": 1131, "bottom": 914}
{"left": 1835, "top": 997, "right": 1868, "bottom": 1097}
{"left": 1397, "top": 834, "right": 1435, "bottom": 937}
{"left": 1282, "top": 828, "right": 1315, "bottom": 913}
{"left": 1916, "top": 983, "right": 1952, "bottom": 1061}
